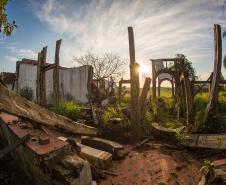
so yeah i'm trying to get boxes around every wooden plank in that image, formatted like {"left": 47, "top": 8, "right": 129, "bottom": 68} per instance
{"left": 181, "top": 134, "right": 226, "bottom": 149}
{"left": 0, "top": 82, "right": 98, "bottom": 136}
{"left": 203, "top": 24, "right": 222, "bottom": 123}
{"left": 128, "top": 27, "right": 141, "bottom": 141}
{"left": 139, "top": 77, "right": 151, "bottom": 114}
{"left": 53, "top": 39, "right": 61, "bottom": 106}
{"left": 44, "top": 64, "right": 56, "bottom": 71}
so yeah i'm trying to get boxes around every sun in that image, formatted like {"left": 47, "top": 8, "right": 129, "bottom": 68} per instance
{"left": 139, "top": 63, "right": 150, "bottom": 74}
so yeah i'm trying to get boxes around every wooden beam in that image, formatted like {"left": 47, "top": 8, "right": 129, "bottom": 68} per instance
{"left": 128, "top": 27, "right": 141, "bottom": 141}
{"left": 53, "top": 39, "right": 61, "bottom": 106}
{"left": 0, "top": 83, "right": 98, "bottom": 136}
{"left": 150, "top": 58, "right": 183, "bottom": 62}
{"left": 36, "top": 52, "right": 41, "bottom": 104}
{"left": 203, "top": 24, "right": 222, "bottom": 123}
{"left": 182, "top": 75, "right": 193, "bottom": 124}
{"left": 120, "top": 79, "right": 131, "bottom": 84}
{"left": 40, "top": 46, "right": 47, "bottom": 106}
{"left": 152, "top": 60, "right": 156, "bottom": 100}
{"left": 15, "top": 61, "right": 20, "bottom": 93}
{"left": 139, "top": 77, "right": 151, "bottom": 114}
{"left": 193, "top": 80, "right": 226, "bottom": 84}
{"left": 44, "top": 64, "right": 56, "bottom": 71}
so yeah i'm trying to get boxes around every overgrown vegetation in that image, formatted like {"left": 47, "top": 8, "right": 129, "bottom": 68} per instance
{"left": 52, "top": 101, "right": 80, "bottom": 121}
{"left": 191, "top": 91, "right": 226, "bottom": 133}
{"left": 19, "top": 86, "right": 33, "bottom": 101}
{"left": 101, "top": 107, "right": 119, "bottom": 124}
{"left": 175, "top": 54, "right": 197, "bottom": 80}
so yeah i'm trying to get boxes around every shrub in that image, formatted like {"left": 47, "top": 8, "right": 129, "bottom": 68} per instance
{"left": 164, "top": 120, "right": 181, "bottom": 129}
{"left": 53, "top": 101, "right": 80, "bottom": 121}
{"left": 194, "top": 93, "right": 208, "bottom": 112}
{"left": 101, "top": 107, "right": 119, "bottom": 124}
{"left": 19, "top": 86, "right": 33, "bottom": 100}
{"left": 141, "top": 109, "right": 153, "bottom": 136}
{"left": 122, "top": 93, "right": 130, "bottom": 104}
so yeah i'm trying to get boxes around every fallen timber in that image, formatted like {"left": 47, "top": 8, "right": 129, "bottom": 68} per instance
{"left": 0, "top": 82, "right": 97, "bottom": 136}
{"left": 0, "top": 111, "right": 93, "bottom": 185}
{"left": 151, "top": 123, "right": 226, "bottom": 150}
{"left": 181, "top": 134, "right": 226, "bottom": 150}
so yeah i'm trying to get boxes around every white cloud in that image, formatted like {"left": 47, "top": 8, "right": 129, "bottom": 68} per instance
{"left": 4, "top": 43, "right": 37, "bottom": 60}
{"left": 18, "top": 49, "right": 36, "bottom": 58}
{"left": 31, "top": 0, "right": 226, "bottom": 81}
{"left": 4, "top": 56, "right": 18, "bottom": 62}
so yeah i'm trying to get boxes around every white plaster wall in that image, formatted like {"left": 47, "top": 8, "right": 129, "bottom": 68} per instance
{"left": 45, "top": 69, "right": 53, "bottom": 105}
{"left": 17, "top": 63, "right": 91, "bottom": 104}
{"left": 59, "top": 65, "right": 91, "bottom": 103}
{"left": 17, "top": 64, "right": 37, "bottom": 101}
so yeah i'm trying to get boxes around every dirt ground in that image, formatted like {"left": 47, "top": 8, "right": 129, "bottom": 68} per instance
{"left": 0, "top": 140, "right": 202, "bottom": 185}
{"left": 99, "top": 141, "right": 202, "bottom": 185}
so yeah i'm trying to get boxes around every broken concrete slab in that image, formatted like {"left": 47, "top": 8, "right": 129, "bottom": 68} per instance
{"left": 150, "top": 122, "right": 184, "bottom": 141}
{"left": 0, "top": 82, "right": 97, "bottom": 136}
{"left": 0, "top": 111, "right": 93, "bottom": 185}
{"left": 81, "top": 136, "right": 123, "bottom": 159}
{"left": 53, "top": 154, "right": 93, "bottom": 185}
{"left": 77, "top": 143, "right": 112, "bottom": 170}
{"left": 181, "top": 134, "right": 226, "bottom": 149}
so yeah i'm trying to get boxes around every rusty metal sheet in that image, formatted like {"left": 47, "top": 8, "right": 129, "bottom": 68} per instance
{"left": 0, "top": 111, "right": 69, "bottom": 156}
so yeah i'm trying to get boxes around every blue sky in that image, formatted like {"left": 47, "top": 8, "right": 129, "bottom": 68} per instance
{"left": 0, "top": 0, "right": 226, "bottom": 83}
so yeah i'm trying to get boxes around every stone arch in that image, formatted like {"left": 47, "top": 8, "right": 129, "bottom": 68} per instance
{"left": 158, "top": 77, "right": 174, "bottom": 97}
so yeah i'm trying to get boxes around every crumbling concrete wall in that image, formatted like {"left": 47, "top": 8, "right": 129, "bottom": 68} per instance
{"left": 17, "top": 62, "right": 37, "bottom": 101}
{"left": 59, "top": 65, "right": 92, "bottom": 103}
{"left": 16, "top": 60, "right": 93, "bottom": 104}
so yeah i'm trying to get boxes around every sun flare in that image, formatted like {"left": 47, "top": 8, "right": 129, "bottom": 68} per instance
{"left": 139, "top": 63, "right": 150, "bottom": 74}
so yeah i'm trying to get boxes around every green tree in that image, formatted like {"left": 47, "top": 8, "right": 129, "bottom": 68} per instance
{"left": 0, "top": 0, "right": 16, "bottom": 36}
{"left": 175, "top": 53, "right": 197, "bottom": 80}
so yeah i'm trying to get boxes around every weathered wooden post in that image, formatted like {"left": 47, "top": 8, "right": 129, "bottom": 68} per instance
{"left": 157, "top": 79, "right": 160, "bottom": 97}
{"left": 151, "top": 60, "right": 156, "bottom": 100}
{"left": 36, "top": 47, "right": 47, "bottom": 106}
{"left": 171, "top": 79, "right": 175, "bottom": 97}
{"left": 140, "top": 77, "right": 151, "bottom": 114}
{"left": 41, "top": 46, "right": 47, "bottom": 106}
{"left": 128, "top": 27, "right": 141, "bottom": 141}
{"left": 36, "top": 52, "right": 41, "bottom": 104}
{"left": 182, "top": 74, "right": 193, "bottom": 124}
{"left": 203, "top": 24, "right": 222, "bottom": 123}
{"left": 118, "top": 78, "right": 123, "bottom": 104}
{"left": 53, "top": 39, "right": 61, "bottom": 106}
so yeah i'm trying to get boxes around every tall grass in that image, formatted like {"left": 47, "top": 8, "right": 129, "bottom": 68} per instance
{"left": 52, "top": 101, "right": 80, "bottom": 121}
